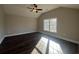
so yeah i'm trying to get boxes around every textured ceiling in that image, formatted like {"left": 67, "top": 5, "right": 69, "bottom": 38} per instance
{"left": 2, "top": 4, "right": 79, "bottom": 18}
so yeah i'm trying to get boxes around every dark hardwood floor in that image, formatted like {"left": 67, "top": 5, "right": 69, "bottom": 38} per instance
{"left": 0, "top": 32, "right": 78, "bottom": 54}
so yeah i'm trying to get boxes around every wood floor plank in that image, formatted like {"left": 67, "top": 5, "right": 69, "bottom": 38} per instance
{"left": 0, "top": 32, "right": 78, "bottom": 54}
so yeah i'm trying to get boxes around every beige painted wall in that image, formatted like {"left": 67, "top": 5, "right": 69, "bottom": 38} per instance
{"left": 37, "top": 7, "right": 79, "bottom": 43}
{"left": 0, "top": 5, "right": 5, "bottom": 43}
{"left": 5, "top": 15, "right": 37, "bottom": 36}
{"left": 78, "top": 13, "right": 79, "bottom": 40}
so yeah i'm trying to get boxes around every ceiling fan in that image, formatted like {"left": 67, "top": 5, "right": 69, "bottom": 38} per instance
{"left": 27, "top": 4, "right": 43, "bottom": 13}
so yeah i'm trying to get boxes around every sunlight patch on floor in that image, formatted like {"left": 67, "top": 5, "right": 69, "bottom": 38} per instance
{"left": 36, "top": 37, "right": 48, "bottom": 53}
{"left": 31, "top": 48, "right": 40, "bottom": 54}
{"left": 49, "top": 40, "right": 63, "bottom": 54}
{"left": 31, "top": 37, "right": 63, "bottom": 54}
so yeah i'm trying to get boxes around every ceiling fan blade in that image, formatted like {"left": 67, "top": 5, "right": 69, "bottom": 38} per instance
{"left": 36, "top": 9, "right": 43, "bottom": 11}
{"left": 33, "top": 4, "right": 37, "bottom": 8}
{"left": 30, "top": 9, "right": 33, "bottom": 12}
{"left": 27, "top": 7, "right": 33, "bottom": 9}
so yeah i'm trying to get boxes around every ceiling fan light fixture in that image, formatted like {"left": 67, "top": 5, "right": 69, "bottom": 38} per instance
{"left": 27, "top": 4, "right": 43, "bottom": 13}
{"left": 33, "top": 9, "right": 37, "bottom": 12}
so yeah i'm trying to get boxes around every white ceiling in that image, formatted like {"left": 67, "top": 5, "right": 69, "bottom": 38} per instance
{"left": 2, "top": 4, "right": 79, "bottom": 18}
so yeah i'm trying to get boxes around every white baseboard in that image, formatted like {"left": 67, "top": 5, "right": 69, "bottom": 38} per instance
{"left": 5, "top": 31, "right": 37, "bottom": 37}
{"left": 1, "top": 31, "right": 79, "bottom": 44}
{"left": 0, "top": 32, "right": 37, "bottom": 44}
{"left": 40, "top": 31, "right": 79, "bottom": 44}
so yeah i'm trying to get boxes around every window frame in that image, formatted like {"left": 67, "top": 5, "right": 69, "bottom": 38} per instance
{"left": 43, "top": 18, "right": 57, "bottom": 33}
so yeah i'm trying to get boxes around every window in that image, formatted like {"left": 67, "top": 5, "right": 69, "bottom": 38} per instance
{"left": 43, "top": 18, "right": 57, "bottom": 32}
{"left": 44, "top": 20, "right": 49, "bottom": 31}
{"left": 50, "top": 18, "right": 57, "bottom": 32}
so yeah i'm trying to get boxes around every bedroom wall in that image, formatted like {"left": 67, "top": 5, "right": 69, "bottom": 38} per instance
{"left": 5, "top": 15, "right": 37, "bottom": 36}
{"left": 37, "top": 7, "right": 79, "bottom": 44}
{"left": 0, "top": 5, "right": 5, "bottom": 43}
{"left": 78, "top": 13, "right": 79, "bottom": 40}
